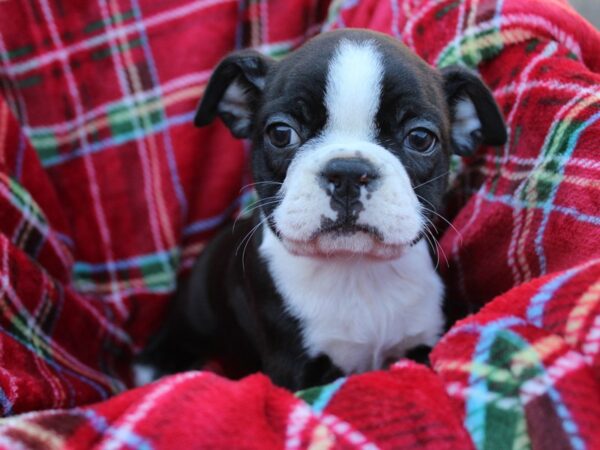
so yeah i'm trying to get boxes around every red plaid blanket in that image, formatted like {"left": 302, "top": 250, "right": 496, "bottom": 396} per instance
{"left": 1, "top": 0, "right": 600, "bottom": 448}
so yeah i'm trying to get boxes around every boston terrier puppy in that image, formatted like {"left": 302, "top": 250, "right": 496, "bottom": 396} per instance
{"left": 137, "top": 29, "right": 506, "bottom": 390}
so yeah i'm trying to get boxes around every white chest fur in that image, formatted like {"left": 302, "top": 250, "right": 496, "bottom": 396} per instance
{"left": 259, "top": 228, "right": 444, "bottom": 374}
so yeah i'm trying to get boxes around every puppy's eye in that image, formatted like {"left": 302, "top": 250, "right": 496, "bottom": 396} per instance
{"left": 266, "top": 123, "right": 300, "bottom": 148}
{"left": 405, "top": 128, "right": 436, "bottom": 153}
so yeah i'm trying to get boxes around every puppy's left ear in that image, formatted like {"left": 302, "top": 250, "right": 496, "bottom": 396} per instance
{"left": 442, "top": 66, "right": 507, "bottom": 156}
{"left": 194, "top": 49, "right": 274, "bottom": 138}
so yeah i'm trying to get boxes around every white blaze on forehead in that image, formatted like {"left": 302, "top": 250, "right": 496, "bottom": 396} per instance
{"left": 324, "top": 40, "right": 383, "bottom": 139}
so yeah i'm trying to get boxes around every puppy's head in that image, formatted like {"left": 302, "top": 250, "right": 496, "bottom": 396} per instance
{"left": 195, "top": 29, "right": 506, "bottom": 259}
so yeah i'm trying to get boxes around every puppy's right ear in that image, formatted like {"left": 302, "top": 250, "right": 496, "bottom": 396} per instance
{"left": 194, "top": 50, "right": 273, "bottom": 139}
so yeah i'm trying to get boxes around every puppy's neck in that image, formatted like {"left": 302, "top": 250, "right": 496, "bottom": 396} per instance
{"left": 258, "top": 225, "right": 444, "bottom": 373}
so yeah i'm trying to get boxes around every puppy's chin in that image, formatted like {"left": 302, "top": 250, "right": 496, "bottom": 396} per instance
{"left": 280, "top": 231, "right": 409, "bottom": 260}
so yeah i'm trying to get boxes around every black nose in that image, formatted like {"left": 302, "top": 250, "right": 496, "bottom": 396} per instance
{"left": 321, "top": 158, "right": 379, "bottom": 202}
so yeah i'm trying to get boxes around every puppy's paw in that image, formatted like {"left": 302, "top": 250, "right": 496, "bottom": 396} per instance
{"left": 301, "top": 354, "right": 344, "bottom": 389}
{"left": 404, "top": 345, "right": 432, "bottom": 366}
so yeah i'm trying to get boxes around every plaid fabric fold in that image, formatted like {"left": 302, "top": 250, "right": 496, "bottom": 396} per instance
{"left": 0, "top": 0, "right": 600, "bottom": 448}
{"left": 432, "top": 259, "right": 600, "bottom": 450}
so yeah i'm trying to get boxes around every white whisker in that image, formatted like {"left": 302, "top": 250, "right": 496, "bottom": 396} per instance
{"left": 236, "top": 214, "right": 272, "bottom": 273}
{"left": 239, "top": 181, "right": 283, "bottom": 193}
{"left": 413, "top": 171, "right": 450, "bottom": 190}
{"left": 416, "top": 194, "right": 463, "bottom": 245}
{"left": 233, "top": 196, "right": 281, "bottom": 230}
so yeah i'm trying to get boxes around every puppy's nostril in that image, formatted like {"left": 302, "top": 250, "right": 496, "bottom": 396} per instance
{"left": 328, "top": 174, "right": 342, "bottom": 188}
{"left": 358, "top": 174, "right": 370, "bottom": 186}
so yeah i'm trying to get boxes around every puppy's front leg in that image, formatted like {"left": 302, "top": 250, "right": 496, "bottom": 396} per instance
{"left": 263, "top": 348, "right": 343, "bottom": 391}
{"left": 300, "top": 354, "right": 345, "bottom": 389}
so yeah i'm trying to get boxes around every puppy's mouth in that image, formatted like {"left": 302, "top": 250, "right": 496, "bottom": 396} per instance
{"left": 317, "top": 220, "right": 384, "bottom": 241}
{"left": 276, "top": 220, "right": 421, "bottom": 260}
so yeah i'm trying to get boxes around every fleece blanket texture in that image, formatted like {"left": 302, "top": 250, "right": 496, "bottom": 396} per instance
{"left": 0, "top": 0, "right": 600, "bottom": 448}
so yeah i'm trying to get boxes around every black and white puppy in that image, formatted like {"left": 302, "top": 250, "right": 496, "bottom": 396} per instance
{"left": 137, "top": 29, "right": 506, "bottom": 390}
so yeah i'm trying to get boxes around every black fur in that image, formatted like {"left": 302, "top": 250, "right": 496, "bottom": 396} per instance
{"left": 138, "top": 216, "right": 343, "bottom": 390}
